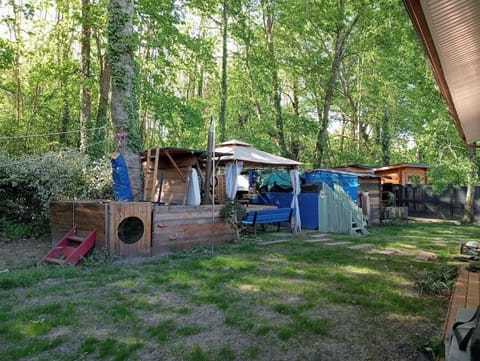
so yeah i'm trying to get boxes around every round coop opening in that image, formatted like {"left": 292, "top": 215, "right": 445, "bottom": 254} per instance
{"left": 108, "top": 202, "right": 152, "bottom": 257}
{"left": 117, "top": 216, "right": 144, "bottom": 244}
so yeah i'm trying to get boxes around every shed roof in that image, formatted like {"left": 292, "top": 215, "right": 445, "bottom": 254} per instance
{"left": 404, "top": 0, "right": 480, "bottom": 145}
{"left": 374, "top": 162, "right": 429, "bottom": 172}
{"left": 215, "top": 139, "right": 302, "bottom": 168}
{"left": 140, "top": 147, "right": 205, "bottom": 160}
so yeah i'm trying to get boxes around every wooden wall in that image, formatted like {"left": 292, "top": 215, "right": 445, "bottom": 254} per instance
{"left": 108, "top": 202, "right": 152, "bottom": 257}
{"left": 358, "top": 177, "right": 381, "bottom": 224}
{"left": 152, "top": 205, "right": 234, "bottom": 254}
{"left": 142, "top": 151, "right": 197, "bottom": 204}
{"left": 50, "top": 200, "right": 108, "bottom": 249}
{"left": 50, "top": 201, "right": 234, "bottom": 258}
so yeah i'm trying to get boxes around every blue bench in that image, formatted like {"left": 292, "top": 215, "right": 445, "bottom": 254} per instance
{"left": 241, "top": 207, "right": 295, "bottom": 236}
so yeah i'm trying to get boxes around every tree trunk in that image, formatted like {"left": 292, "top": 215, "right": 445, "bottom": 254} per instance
{"left": 92, "top": 53, "right": 110, "bottom": 157}
{"left": 108, "top": 0, "right": 143, "bottom": 200}
{"left": 245, "top": 43, "right": 262, "bottom": 120}
{"left": 463, "top": 145, "right": 478, "bottom": 223}
{"left": 219, "top": 0, "right": 228, "bottom": 143}
{"left": 381, "top": 106, "right": 391, "bottom": 166}
{"left": 80, "top": 0, "right": 92, "bottom": 151}
{"left": 262, "top": 0, "right": 288, "bottom": 157}
{"left": 11, "top": 2, "right": 22, "bottom": 127}
{"left": 314, "top": 4, "right": 359, "bottom": 167}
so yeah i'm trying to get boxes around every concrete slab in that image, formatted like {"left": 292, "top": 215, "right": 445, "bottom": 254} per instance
{"left": 416, "top": 251, "right": 438, "bottom": 261}
{"left": 348, "top": 243, "right": 375, "bottom": 250}
{"left": 303, "top": 238, "right": 332, "bottom": 243}
{"left": 378, "top": 248, "right": 403, "bottom": 255}
{"left": 323, "top": 241, "right": 353, "bottom": 247}
{"left": 257, "top": 239, "right": 291, "bottom": 245}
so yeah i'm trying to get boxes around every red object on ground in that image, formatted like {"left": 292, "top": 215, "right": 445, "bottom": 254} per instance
{"left": 40, "top": 227, "right": 96, "bottom": 265}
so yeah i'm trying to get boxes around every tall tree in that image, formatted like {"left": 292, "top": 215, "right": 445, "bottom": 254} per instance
{"left": 260, "top": 0, "right": 289, "bottom": 157}
{"left": 80, "top": 0, "right": 92, "bottom": 150}
{"left": 313, "top": 0, "right": 359, "bottom": 167}
{"left": 218, "top": 0, "right": 228, "bottom": 142}
{"left": 108, "top": 0, "right": 142, "bottom": 200}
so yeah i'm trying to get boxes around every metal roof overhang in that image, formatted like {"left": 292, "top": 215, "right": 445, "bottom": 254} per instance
{"left": 404, "top": 0, "right": 480, "bottom": 146}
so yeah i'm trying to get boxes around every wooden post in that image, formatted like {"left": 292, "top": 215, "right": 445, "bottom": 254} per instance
{"left": 151, "top": 148, "right": 160, "bottom": 201}
{"left": 203, "top": 116, "right": 215, "bottom": 205}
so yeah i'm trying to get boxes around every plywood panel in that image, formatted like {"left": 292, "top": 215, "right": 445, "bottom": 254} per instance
{"left": 108, "top": 202, "right": 152, "bottom": 257}
{"left": 151, "top": 204, "right": 233, "bottom": 254}
{"left": 50, "top": 201, "right": 107, "bottom": 249}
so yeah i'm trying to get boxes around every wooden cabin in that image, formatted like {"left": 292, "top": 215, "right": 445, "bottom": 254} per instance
{"left": 49, "top": 147, "right": 234, "bottom": 258}
{"left": 374, "top": 163, "right": 428, "bottom": 185}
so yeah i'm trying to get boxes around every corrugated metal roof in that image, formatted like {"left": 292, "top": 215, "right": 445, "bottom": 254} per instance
{"left": 404, "top": 0, "right": 480, "bottom": 145}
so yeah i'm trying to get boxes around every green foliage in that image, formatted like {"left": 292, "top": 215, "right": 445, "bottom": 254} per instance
{"left": 415, "top": 263, "right": 458, "bottom": 297}
{"left": 0, "top": 0, "right": 475, "bottom": 191}
{"left": 0, "top": 220, "right": 31, "bottom": 242}
{"left": 0, "top": 150, "right": 112, "bottom": 233}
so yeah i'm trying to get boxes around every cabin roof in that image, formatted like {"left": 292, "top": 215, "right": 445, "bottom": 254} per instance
{"left": 374, "top": 162, "right": 429, "bottom": 172}
{"left": 404, "top": 0, "right": 480, "bottom": 145}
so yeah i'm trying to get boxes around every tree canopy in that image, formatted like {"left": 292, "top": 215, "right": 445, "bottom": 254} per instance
{"left": 0, "top": 0, "right": 474, "bottom": 191}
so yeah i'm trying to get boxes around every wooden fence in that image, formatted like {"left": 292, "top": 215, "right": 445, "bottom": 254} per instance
{"left": 385, "top": 185, "right": 480, "bottom": 222}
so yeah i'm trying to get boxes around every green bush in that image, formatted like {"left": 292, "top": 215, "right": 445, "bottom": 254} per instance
{"left": 0, "top": 150, "right": 112, "bottom": 236}
{"left": 0, "top": 219, "right": 32, "bottom": 242}
{"left": 415, "top": 263, "right": 458, "bottom": 297}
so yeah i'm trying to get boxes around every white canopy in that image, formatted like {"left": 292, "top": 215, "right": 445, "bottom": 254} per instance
{"left": 215, "top": 140, "right": 302, "bottom": 168}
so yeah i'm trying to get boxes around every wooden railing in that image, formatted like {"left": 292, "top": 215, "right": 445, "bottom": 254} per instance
{"left": 318, "top": 182, "right": 368, "bottom": 235}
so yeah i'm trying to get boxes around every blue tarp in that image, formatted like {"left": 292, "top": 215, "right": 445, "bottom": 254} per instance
{"left": 111, "top": 153, "right": 132, "bottom": 201}
{"left": 304, "top": 170, "right": 358, "bottom": 202}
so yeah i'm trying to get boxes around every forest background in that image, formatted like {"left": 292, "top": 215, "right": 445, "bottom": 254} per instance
{"left": 0, "top": 0, "right": 477, "bottom": 235}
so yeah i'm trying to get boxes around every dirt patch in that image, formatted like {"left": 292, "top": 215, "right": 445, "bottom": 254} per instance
{"left": 0, "top": 237, "right": 51, "bottom": 269}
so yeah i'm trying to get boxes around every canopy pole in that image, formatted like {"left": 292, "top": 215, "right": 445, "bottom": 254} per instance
{"left": 203, "top": 116, "right": 215, "bottom": 205}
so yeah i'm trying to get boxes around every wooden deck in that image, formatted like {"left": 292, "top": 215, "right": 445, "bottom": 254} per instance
{"left": 439, "top": 264, "right": 480, "bottom": 360}
{"left": 443, "top": 264, "right": 480, "bottom": 339}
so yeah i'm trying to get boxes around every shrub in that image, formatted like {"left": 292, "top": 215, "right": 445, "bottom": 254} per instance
{"left": 415, "top": 263, "right": 458, "bottom": 297}
{"left": 0, "top": 150, "right": 112, "bottom": 236}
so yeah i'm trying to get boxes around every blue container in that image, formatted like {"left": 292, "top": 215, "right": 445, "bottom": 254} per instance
{"left": 250, "top": 192, "right": 320, "bottom": 229}
{"left": 304, "top": 170, "right": 339, "bottom": 187}
{"left": 338, "top": 174, "right": 359, "bottom": 203}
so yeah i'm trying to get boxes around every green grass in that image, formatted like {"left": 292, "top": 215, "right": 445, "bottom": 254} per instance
{"left": 0, "top": 222, "right": 478, "bottom": 360}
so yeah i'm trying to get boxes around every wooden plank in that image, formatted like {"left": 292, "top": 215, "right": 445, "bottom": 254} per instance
{"left": 442, "top": 264, "right": 480, "bottom": 342}
{"left": 144, "top": 149, "right": 151, "bottom": 200}
{"left": 108, "top": 202, "right": 152, "bottom": 257}
{"left": 98, "top": 202, "right": 232, "bottom": 256}
{"left": 151, "top": 148, "right": 160, "bottom": 201}
{"left": 165, "top": 150, "right": 187, "bottom": 182}
{"left": 158, "top": 168, "right": 191, "bottom": 204}
{"left": 50, "top": 201, "right": 107, "bottom": 249}
{"left": 152, "top": 223, "right": 233, "bottom": 254}
{"left": 154, "top": 223, "right": 232, "bottom": 241}
{"left": 466, "top": 269, "right": 480, "bottom": 309}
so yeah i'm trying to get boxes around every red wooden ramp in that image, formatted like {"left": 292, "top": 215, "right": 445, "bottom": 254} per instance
{"left": 40, "top": 227, "right": 96, "bottom": 265}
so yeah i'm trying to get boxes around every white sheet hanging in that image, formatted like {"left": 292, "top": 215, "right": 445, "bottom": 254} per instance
{"left": 289, "top": 168, "right": 301, "bottom": 233}
{"left": 225, "top": 161, "right": 243, "bottom": 200}
{"left": 185, "top": 168, "right": 201, "bottom": 205}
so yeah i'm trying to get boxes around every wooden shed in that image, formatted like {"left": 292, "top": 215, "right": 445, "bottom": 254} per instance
{"left": 373, "top": 163, "right": 428, "bottom": 185}
{"left": 332, "top": 166, "right": 382, "bottom": 225}
{"left": 49, "top": 147, "right": 234, "bottom": 258}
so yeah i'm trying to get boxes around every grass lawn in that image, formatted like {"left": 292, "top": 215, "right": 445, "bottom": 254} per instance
{"left": 1, "top": 221, "right": 479, "bottom": 361}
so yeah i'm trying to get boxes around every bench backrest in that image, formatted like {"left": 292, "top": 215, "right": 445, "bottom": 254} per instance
{"left": 244, "top": 207, "right": 294, "bottom": 223}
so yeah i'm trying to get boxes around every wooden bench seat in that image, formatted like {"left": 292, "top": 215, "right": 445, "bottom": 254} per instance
{"left": 439, "top": 264, "right": 480, "bottom": 360}
{"left": 241, "top": 207, "right": 294, "bottom": 236}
